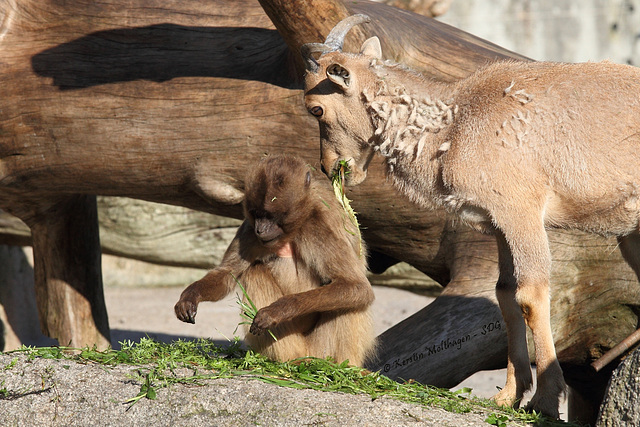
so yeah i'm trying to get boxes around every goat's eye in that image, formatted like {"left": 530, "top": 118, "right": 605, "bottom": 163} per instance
{"left": 309, "top": 106, "right": 324, "bottom": 117}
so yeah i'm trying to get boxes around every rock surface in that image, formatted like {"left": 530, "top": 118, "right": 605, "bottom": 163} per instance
{"left": 0, "top": 352, "right": 501, "bottom": 427}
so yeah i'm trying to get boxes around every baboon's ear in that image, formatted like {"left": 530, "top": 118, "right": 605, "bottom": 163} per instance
{"left": 360, "top": 36, "right": 382, "bottom": 59}
{"left": 327, "top": 63, "right": 351, "bottom": 90}
{"left": 305, "top": 171, "right": 311, "bottom": 187}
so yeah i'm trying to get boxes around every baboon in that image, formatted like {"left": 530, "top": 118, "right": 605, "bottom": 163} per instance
{"left": 175, "top": 155, "right": 376, "bottom": 366}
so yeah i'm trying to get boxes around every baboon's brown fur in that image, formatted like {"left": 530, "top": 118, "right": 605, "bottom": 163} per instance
{"left": 175, "top": 155, "right": 376, "bottom": 366}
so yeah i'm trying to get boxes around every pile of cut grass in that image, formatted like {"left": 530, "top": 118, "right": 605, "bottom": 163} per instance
{"left": 3, "top": 338, "right": 576, "bottom": 426}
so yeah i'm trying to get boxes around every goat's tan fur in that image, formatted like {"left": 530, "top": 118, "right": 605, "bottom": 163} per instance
{"left": 304, "top": 26, "right": 640, "bottom": 418}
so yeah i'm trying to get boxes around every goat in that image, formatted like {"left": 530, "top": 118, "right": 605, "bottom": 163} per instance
{"left": 302, "top": 14, "right": 640, "bottom": 418}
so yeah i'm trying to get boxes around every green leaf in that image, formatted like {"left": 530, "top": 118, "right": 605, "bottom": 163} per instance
{"left": 330, "top": 162, "right": 363, "bottom": 256}
{"left": 485, "top": 412, "right": 509, "bottom": 427}
{"left": 146, "top": 387, "right": 157, "bottom": 400}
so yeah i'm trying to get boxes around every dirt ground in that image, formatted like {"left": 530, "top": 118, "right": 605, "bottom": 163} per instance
{"left": 104, "top": 285, "right": 517, "bottom": 403}
{"left": 103, "top": 283, "right": 568, "bottom": 420}
{"left": 2, "top": 283, "right": 521, "bottom": 427}
{"left": 0, "top": 349, "right": 500, "bottom": 427}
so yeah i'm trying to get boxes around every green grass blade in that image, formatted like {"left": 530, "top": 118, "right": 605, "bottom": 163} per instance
{"left": 231, "top": 273, "right": 277, "bottom": 341}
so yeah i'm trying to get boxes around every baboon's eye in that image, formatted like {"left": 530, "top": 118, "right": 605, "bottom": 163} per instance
{"left": 309, "top": 106, "right": 324, "bottom": 117}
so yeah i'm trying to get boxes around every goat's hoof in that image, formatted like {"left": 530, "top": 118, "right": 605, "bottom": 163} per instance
{"left": 491, "top": 388, "right": 519, "bottom": 409}
{"left": 525, "top": 392, "right": 560, "bottom": 419}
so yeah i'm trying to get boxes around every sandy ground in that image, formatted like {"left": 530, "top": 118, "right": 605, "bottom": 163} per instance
{"left": 1, "top": 246, "right": 517, "bottom": 405}
{"left": 104, "top": 285, "right": 511, "bottom": 403}
{"left": 0, "top": 350, "right": 497, "bottom": 427}
{"left": 104, "top": 284, "right": 568, "bottom": 420}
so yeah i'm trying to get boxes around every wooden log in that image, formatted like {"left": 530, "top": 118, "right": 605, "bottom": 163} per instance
{"left": 0, "top": 0, "right": 518, "bottom": 348}
{"left": 368, "top": 226, "right": 640, "bottom": 384}
{"left": 2, "top": 199, "right": 438, "bottom": 291}
{"left": 2, "top": 200, "right": 241, "bottom": 270}
{"left": 0, "top": 0, "right": 523, "bottom": 269}
{"left": 0, "top": 210, "right": 30, "bottom": 247}
{"left": 27, "top": 196, "right": 110, "bottom": 349}
{"left": 96, "top": 197, "right": 241, "bottom": 269}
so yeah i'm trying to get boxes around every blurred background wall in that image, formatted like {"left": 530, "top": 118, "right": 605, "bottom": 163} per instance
{"left": 437, "top": 0, "right": 639, "bottom": 64}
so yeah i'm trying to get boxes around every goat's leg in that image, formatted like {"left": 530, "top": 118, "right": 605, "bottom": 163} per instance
{"left": 492, "top": 232, "right": 532, "bottom": 408}
{"left": 494, "top": 211, "right": 565, "bottom": 418}
{"left": 517, "top": 274, "right": 564, "bottom": 419}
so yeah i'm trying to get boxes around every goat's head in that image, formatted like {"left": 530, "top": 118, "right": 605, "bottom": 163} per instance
{"left": 302, "top": 14, "right": 382, "bottom": 186}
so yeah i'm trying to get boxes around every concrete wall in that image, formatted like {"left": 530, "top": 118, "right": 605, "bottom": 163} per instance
{"left": 437, "top": 0, "right": 640, "bottom": 64}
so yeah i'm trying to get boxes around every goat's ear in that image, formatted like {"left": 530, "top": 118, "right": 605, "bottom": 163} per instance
{"left": 326, "top": 63, "right": 351, "bottom": 90}
{"left": 360, "top": 36, "right": 382, "bottom": 59}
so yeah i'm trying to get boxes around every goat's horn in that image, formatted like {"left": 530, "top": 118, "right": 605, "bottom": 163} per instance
{"left": 301, "top": 43, "right": 334, "bottom": 72}
{"left": 324, "top": 14, "right": 371, "bottom": 51}
{"left": 301, "top": 14, "right": 371, "bottom": 72}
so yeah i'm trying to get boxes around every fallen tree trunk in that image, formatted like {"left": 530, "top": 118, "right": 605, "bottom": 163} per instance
{"left": 1, "top": 201, "right": 436, "bottom": 289}
{"left": 1, "top": 1, "right": 638, "bottom": 421}
{"left": 0, "top": 0, "right": 520, "bottom": 349}
{"left": 2, "top": 199, "right": 241, "bottom": 269}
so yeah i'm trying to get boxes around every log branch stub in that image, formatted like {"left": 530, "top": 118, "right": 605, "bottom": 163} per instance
{"left": 28, "top": 195, "right": 110, "bottom": 349}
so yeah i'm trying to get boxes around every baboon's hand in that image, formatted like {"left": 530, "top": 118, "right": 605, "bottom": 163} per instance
{"left": 250, "top": 306, "right": 279, "bottom": 335}
{"left": 174, "top": 298, "right": 198, "bottom": 324}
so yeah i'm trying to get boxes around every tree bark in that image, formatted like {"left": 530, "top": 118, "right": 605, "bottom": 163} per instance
{"left": 27, "top": 196, "right": 110, "bottom": 349}
{"left": 597, "top": 345, "right": 640, "bottom": 426}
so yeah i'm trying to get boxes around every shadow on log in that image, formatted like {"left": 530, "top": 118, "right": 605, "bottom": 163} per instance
{"left": 1, "top": 0, "right": 639, "bottom": 422}
{"left": 30, "top": 25, "right": 294, "bottom": 90}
